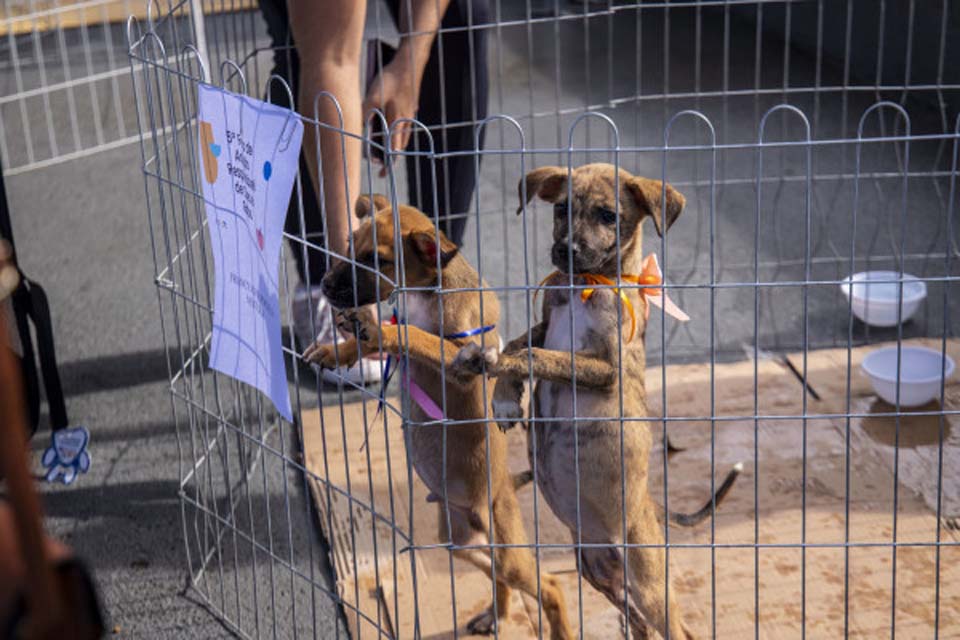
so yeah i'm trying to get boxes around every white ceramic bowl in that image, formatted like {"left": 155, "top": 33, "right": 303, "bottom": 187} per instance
{"left": 861, "top": 346, "right": 955, "bottom": 407}
{"left": 840, "top": 271, "right": 926, "bottom": 327}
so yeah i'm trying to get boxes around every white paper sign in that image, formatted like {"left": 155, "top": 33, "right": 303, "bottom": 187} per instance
{"left": 197, "top": 84, "right": 303, "bottom": 422}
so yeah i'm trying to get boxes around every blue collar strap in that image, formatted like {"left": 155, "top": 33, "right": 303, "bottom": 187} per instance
{"left": 445, "top": 323, "right": 496, "bottom": 340}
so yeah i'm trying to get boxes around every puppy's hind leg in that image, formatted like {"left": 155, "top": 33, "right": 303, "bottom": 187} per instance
{"left": 578, "top": 546, "right": 652, "bottom": 640}
{"left": 438, "top": 503, "right": 512, "bottom": 635}
{"left": 625, "top": 497, "right": 696, "bottom": 640}
{"left": 490, "top": 490, "right": 574, "bottom": 640}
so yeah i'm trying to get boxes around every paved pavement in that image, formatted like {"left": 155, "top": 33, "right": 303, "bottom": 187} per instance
{"left": 4, "top": 12, "right": 345, "bottom": 640}
{"left": 8, "top": 144, "right": 248, "bottom": 637}
{"left": 2, "top": 2, "right": 956, "bottom": 639}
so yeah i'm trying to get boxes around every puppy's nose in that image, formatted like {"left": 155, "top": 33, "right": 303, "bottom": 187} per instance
{"left": 320, "top": 272, "right": 337, "bottom": 299}
{"left": 555, "top": 244, "right": 579, "bottom": 264}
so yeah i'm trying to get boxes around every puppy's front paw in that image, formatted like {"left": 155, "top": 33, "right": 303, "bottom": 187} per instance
{"left": 336, "top": 307, "right": 374, "bottom": 340}
{"left": 337, "top": 306, "right": 389, "bottom": 354}
{"left": 451, "top": 342, "right": 498, "bottom": 384}
{"left": 492, "top": 376, "right": 524, "bottom": 432}
{"left": 492, "top": 398, "right": 523, "bottom": 432}
{"left": 334, "top": 308, "right": 365, "bottom": 340}
{"left": 302, "top": 341, "right": 341, "bottom": 369}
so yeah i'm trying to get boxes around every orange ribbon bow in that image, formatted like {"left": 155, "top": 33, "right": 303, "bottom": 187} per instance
{"left": 538, "top": 254, "right": 689, "bottom": 343}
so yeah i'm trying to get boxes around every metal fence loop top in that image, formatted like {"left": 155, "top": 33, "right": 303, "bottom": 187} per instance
{"left": 180, "top": 45, "right": 209, "bottom": 85}
{"left": 758, "top": 104, "right": 813, "bottom": 143}
{"left": 663, "top": 109, "right": 718, "bottom": 148}
{"left": 218, "top": 60, "right": 248, "bottom": 98}
{"left": 857, "top": 101, "right": 913, "bottom": 140}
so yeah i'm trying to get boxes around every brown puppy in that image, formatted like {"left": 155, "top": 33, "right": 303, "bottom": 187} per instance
{"left": 453, "top": 164, "right": 740, "bottom": 640}
{"left": 303, "top": 195, "right": 573, "bottom": 639}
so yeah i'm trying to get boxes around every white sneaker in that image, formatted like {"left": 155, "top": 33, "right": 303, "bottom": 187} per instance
{"left": 291, "top": 283, "right": 382, "bottom": 386}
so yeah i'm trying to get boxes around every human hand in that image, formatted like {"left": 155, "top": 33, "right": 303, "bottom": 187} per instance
{"left": 363, "top": 56, "right": 422, "bottom": 177}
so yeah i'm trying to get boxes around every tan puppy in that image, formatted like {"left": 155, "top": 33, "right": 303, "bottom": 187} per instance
{"left": 452, "top": 164, "right": 740, "bottom": 640}
{"left": 304, "top": 196, "right": 573, "bottom": 639}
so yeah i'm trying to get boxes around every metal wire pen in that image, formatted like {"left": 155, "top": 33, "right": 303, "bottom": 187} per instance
{"left": 118, "top": 1, "right": 960, "bottom": 637}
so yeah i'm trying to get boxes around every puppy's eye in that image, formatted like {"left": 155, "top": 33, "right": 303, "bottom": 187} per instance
{"left": 375, "top": 253, "right": 393, "bottom": 266}
{"left": 553, "top": 202, "right": 570, "bottom": 217}
{"left": 598, "top": 208, "right": 618, "bottom": 226}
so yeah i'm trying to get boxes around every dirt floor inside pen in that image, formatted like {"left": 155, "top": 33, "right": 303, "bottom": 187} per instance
{"left": 302, "top": 339, "right": 960, "bottom": 639}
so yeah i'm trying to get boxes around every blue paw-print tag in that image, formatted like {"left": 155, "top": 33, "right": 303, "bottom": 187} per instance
{"left": 41, "top": 426, "right": 91, "bottom": 485}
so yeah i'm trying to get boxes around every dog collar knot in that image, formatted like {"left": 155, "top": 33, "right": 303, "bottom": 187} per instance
{"left": 539, "top": 253, "right": 689, "bottom": 343}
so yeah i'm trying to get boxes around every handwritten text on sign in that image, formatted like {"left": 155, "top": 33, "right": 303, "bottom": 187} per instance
{"left": 197, "top": 85, "right": 303, "bottom": 421}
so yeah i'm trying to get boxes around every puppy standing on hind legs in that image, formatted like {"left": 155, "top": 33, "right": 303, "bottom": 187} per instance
{"left": 453, "top": 164, "right": 742, "bottom": 639}
{"left": 303, "top": 195, "right": 574, "bottom": 639}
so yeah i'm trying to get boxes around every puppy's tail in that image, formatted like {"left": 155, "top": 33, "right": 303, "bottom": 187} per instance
{"left": 665, "top": 435, "right": 686, "bottom": 457}
{"left": 659, "top": 462, "right": 743, "bottom": 528}
{"left": 512, "top": 469, "right": 534, "bottom": 490}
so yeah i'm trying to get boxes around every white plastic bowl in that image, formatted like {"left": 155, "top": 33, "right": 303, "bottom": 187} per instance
{"left": 861, "top": 346, "right": 955, "bottom": 407}
{"left": 840, "top": 271, "right": 926, "bottom": 327}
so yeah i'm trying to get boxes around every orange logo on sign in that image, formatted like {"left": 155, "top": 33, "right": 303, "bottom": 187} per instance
{"left": 199, "top": 121, "right": 219, "bottom": 184}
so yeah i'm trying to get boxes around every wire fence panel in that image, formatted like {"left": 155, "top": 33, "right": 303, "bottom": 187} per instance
{"left": 0, "top": 0, "right": 259, "bottom": 175}
{"left": 129, "top": 1, "right": 959, "bottom": 638}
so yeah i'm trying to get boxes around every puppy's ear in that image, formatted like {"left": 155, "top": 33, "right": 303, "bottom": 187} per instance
{"left": 409, "top": 230, "right": 459, "bottom": 269}
{"left": 626, "top": 177, "right": 686, "bottom": 237}
{"left": 517, "top": 166, "right": 567, "bottom": 215}
{"left": 355, "top": 194, "right": 391, "bottom": 219}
